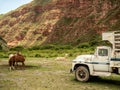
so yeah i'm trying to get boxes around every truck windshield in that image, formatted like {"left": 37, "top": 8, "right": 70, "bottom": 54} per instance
{"left": 98, "top": 49, "right": 108, "bottom": 56}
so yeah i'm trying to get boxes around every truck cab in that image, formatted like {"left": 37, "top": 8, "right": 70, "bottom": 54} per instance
{"left": 70, "top": 31, "right": 120, "bottom": 82}
{"left": 93, "top": 46, "right": 111, "bottom": 72}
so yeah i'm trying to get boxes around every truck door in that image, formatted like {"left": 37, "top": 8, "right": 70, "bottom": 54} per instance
{"left": 93, "top": 47, "right": 110, "bottom": 72}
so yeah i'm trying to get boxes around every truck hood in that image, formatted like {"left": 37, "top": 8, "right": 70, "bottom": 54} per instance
{"left": 73, "top": 55, "right": 94, "bottom": 62}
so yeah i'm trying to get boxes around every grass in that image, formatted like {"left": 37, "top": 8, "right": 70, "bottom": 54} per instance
{"left": 0, "top": 46, "right": 94, "bottom": 58}
{"left": 0, "top": 47, "right": 120, "bottom": 90}
{"left": 0, "top": 57, "right": 120, "bottom": 90}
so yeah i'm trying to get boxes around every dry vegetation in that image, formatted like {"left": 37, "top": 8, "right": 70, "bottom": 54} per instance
{"left": 0, "top": 58, "right": 120, "bottom": 90}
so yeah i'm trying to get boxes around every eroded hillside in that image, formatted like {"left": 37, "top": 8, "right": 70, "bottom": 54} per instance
{"left": 0, "top": 0, "right": 120, "bottom": 47}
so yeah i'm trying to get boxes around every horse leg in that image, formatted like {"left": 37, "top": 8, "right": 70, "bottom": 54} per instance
{"left": 9, "top": 61, "right": 15, "bottom": 71}
{"left": 9, "top": 66, "right": 12, "bottom": 71}
{"left": 15, "top": 62, "right": 18, "bottom": 69}
{"left": 9, "top": 60, "right": 12, "bottom": 71}
{"left": 11, "top": 61, "right": 15, "bottom": 70}
{"left": 22, "top": 62, "right": 25, "bottom": 70}
{"left": 12, "top": 65, "right": 15, "bottom": 70}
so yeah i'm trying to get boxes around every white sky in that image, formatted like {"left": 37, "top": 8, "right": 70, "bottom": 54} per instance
{"left": 0, "top": 0, "right": 33, "bottom": 14}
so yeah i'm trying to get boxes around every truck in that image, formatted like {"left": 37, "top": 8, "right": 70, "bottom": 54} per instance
{"left": 70, "top": 31, "right": 120, "bottom": 82}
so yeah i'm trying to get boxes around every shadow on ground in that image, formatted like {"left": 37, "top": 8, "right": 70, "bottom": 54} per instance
{"left": 72, "top": 76, "right": 120, "bottom": 87}
{"left": 89, "top": 76, "right": 120, "bottom": 86}
{"left": 0, "top": 64, "right": 41, "bottom": 70}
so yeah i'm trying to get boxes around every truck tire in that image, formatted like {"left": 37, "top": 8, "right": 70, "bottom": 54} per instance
{"left": 75, "top": 66, "right": 90, "bottom": 82}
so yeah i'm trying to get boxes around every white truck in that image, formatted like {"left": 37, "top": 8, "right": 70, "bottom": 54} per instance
{"left": 70, "top": 31, "right": 120, "bottom": 82}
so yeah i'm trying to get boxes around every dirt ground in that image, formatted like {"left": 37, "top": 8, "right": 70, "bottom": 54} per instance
{"left": 0, "top": 58, "right": 120, "bottom": 90}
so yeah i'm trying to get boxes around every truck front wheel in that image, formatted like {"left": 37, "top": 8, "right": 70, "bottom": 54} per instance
{"left": 75, "top": 66, "right": 90, "bottom": 82}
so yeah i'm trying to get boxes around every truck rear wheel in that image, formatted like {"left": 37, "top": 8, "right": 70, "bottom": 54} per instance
{"left": 75, "top": 66, "right": 90, "bottom": 82}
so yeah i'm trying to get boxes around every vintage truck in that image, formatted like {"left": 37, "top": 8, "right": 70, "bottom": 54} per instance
{"left": 70, "top": 31, "right": 120, "bottom": 82}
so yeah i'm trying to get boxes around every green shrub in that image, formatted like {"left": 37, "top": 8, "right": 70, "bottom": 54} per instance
{"left": 29, "top": 45, "right": 55, "bottom": 50}
{"left": 28, "top": 46, "right": 40, "bottom": 50}
{"left": 0, "top": 45, "right": 2, "bottom": 50}
{"left": 10, "top": 46, "right": 24, "bottom": 51}
{"left": 77, "top": 43, "right": 90, "bottom": 48}
{"left": 0, "top": 52, "right": 8, "bottom": 58}
{"left": 48, "top": 53, "right": 58, "bottom": 57}
{"left": 35, "top": 54, "right": 42, "bottom": 57}
{"left": 58, "top": 45, "right": 72, "bottom": 50}
{"left": 69, "top": 53, "right": 73, "bottom": 57}
{"left": 89, "top": 40, "right": 99, "bottom": 46}
{"left": 41, "top": 45, "right": 55, "bottom": 50}
{"left": 29, "top": 45, "right": 72, "bottom": 50}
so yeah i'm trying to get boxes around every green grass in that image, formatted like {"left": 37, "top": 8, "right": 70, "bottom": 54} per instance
{"left": 0, "top": 46, "right": 95, "bottom": 59}
{"left": 0, "top": 47, "right": 119, "bottom": 90}
{"left": 0, "top": 58, "right": 120, "bottom": 90}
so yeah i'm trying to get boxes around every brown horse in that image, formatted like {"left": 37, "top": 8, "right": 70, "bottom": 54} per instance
{"left": 9, "top": 53, "right": 25, "bottom": 70}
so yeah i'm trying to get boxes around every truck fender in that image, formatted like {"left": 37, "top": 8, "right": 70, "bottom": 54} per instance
{"left": 74, "top": 64, "right": 90, "bottom": 73}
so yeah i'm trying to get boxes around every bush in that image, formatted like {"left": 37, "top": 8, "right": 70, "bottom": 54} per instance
{"left": 10, "top": 46, "right": 24, "bottom": 51}
{"left": 0, "top": 52, "right": 8, "bottom": 58}
{"left": 58, "top": 45, "right": 72, "bottom": 50}
{"left": 35, "top": 54, "right": 42, "bottom": 57}
{"left": 29, "top": 45, "right": 55, "bottom": 50}
{"left": 0, "top": 45, "right": 2, "bottom": 50}
{"left": 69, "top": 53, "right": 73, "bottom": 57}
{"left": 29, "top": 45, "right": 72, "bottom": 50}
{"left": 48, "top": 53, "right": 58, "bottom": 57}
{"left": 41, "top": 45, "right": 55, "bottom": 50}
{"left": 77, "top": 43, "right": 90, "bottom": 48}
{"left": 28, "top": 46, "right": 40, "bottom": 50}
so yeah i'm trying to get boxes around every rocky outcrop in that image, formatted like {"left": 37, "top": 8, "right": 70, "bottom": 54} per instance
{"left": 0, "top": 0, "right": 120, "bottom": 47}
{"left": 43, "top": 0, "right": 120, "bottom": 44}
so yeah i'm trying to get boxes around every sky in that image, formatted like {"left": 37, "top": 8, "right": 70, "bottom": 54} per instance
{"left": 0, "top": 0, "right": 33, "bottom": 14}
